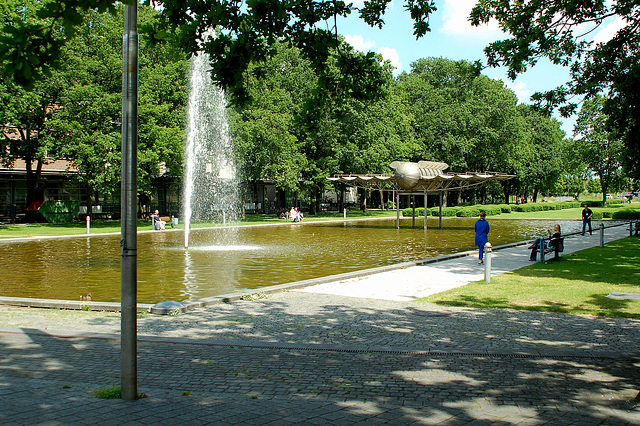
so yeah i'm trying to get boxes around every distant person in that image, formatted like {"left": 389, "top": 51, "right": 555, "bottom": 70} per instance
{"left": 289, "top": 207, "right": 301, "bottom": 222}
{"left": 529, "top": 224, "right": 561, "bottom": 261}
{"left": 474, "top": 211, "right": 490, "bottom": 265}
{"left": 152, "top": 209, "right": 166, "bottom": 230}
{"left": 581, "top": 203, "right": 593, "bottom": 235}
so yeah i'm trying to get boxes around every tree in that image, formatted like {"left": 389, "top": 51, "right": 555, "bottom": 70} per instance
{"left": 1, "top": 0, "right": 437, "bottom": 107}
{"left": 0, "top": 77, "right": 63, "bottom": 206}
{"left": 514, "top": 105, "right": 565, "bottom": 202}
{"left": 398, "top": 57, "right": 530, "bottom": 202}
{"left": 573, "top": 95, "right": 625, "bottom": 205}
{"left": 1, "top": 4, "right": 189, "bottom": 215}
{"left": 230, "top": 43, "right": 313, "bottom": 196}
{"left": 470, "top": 0, "right": 640, "bottom": 180}
{"left": 0, "top": 1, "right": 70, "bottom": 207}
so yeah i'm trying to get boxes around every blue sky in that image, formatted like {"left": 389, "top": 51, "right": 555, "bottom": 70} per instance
{"left": 335, "top": 0, "right": 625, "bottom": 136}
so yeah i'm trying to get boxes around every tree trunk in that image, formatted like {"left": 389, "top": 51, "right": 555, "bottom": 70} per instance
{"left": 309, "top": 187, "right": 318, "bottom": 215}
{"left": 24, "top": 156, "right": 44, "bottom": 207}
{"left": 360, "top": 188, "right": 367, "bottom": 213}
{"left": 379, "top": 189, "right": 385, "bottom": 210}
{"left": 86, "top": 185, "right": 95, "bottom": 217}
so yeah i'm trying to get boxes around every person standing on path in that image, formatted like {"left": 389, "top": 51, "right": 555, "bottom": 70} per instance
{"left": 474, "top": 211, "right": 490, "bottom": 265}
{"left": 581, "top": 203, "right": 593, "bottom": 235}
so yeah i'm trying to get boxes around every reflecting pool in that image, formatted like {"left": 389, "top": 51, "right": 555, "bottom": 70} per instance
{"left": 0, "top": 218, "right": 583, "bottom": 303}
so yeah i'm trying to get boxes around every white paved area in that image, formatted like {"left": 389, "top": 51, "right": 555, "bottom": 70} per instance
{"left": 296, "top": 225, "right": 632, "bottom": 301}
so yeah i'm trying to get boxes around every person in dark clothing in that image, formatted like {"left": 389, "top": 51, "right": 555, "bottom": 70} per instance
{"left": 474, "top": 211, "right": 490, "bottom": 265}
{"left": 529, "top": 224, "right": 561, "bottom": 261}
{"left": 581, "top": 204, "right": 593, "bottom": 235}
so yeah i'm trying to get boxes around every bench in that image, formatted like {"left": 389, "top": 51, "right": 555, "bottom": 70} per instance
{"left": 153, "top": 216, "right": 175, "bottom": 230}
{"left": 543, "top": 237, "right": 564, "bottom": 260}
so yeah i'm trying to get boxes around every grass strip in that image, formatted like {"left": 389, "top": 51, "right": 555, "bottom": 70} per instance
{"left": 419, "top": 235, "right": 640, "bottom": 318}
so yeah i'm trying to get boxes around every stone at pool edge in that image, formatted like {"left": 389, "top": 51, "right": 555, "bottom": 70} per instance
{"left": 150, "top": 300, "right": 187, "bottom": 315}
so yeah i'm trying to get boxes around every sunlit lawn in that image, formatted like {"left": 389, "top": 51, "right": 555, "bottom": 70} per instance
{"left": 420, "top": 236, "right": 640, "bottom": 318}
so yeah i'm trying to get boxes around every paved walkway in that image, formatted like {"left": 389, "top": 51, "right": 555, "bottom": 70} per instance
{"left": 1, "top": 225, "right": 639, "bottom": 424}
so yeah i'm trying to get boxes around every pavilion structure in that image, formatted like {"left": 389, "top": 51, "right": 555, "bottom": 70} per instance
{"left": 327, "top": 161, "right": 515, "bottom": 229}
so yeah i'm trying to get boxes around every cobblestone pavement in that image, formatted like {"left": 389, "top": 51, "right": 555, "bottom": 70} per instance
{"left": 0, "top": 225, "right": 639, "bottom": 424}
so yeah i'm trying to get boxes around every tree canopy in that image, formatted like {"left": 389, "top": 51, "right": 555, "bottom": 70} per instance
{"left": 470, "top": 0, "right": 640, "bottom": 179}
{"left": 1, "top": 0, "right": 436, "bottom": 106}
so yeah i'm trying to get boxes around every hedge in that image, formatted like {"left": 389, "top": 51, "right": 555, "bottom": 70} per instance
{"left": 401, "top": 207, "right": 425, "bottom": 217}
{"left": 611, "top": 208, "right": 640, "bottom": 220}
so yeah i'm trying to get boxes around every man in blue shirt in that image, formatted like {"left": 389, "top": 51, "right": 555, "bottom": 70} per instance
{"left": 475, "top": 211, "right": 490, "bottom": 265}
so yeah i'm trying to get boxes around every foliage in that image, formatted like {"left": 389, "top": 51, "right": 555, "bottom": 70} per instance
{"left": 1, "top": 4, "right": 188, "bottom": 212}
{"left": 611, "top": 208, "right": 640, "bottom": 220}
{"left": 402, "top": 207, "right": 425, "bottom": 217}
{"left": 0, "top": 0, "right": 436, "bottom": 107}
{"left": 470, "top": 1, "right": 640, "bottom": 180}
{"left": 574, "top": 95, "right": 625, "bottom": 207}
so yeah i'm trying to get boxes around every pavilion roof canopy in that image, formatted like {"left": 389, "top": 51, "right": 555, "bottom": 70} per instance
{"left": 328, "top": 161, "right": 515, "bottom": 192}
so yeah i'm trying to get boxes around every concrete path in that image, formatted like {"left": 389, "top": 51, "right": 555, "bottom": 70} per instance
{"left": 0, "top": 224, "right": 638, "bottom": 424}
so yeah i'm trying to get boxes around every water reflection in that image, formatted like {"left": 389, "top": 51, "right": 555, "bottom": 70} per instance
{"left": 0, "top": 218, "right": 583, "bottom": 303}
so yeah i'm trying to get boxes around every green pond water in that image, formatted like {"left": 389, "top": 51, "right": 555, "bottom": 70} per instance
{"left": 0, "top": 218, "right": 584, "bottom": 304}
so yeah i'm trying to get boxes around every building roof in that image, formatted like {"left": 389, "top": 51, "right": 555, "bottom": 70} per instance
{"left": 0, "top": 159, "right": 78, "bottom": 176}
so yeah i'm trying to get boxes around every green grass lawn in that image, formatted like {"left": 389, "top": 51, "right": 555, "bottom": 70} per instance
{"left": 419, "top": 235, "right": 640, "bottom": 318}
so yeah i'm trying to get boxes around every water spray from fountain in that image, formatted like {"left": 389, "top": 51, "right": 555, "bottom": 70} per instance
{"left": 183, "top": 36, "right": 239, "bottom": 249}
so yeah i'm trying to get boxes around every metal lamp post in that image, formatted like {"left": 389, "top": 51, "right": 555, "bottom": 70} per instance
{"left": 121, "top": 4, "right": 138, "bottom": 401}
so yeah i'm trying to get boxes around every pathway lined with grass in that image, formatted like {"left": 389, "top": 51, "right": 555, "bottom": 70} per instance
{"left": 297, "top": 224, "right": 640, "bottom": 318}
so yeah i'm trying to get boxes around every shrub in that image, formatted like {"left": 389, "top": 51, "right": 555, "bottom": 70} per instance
{"left": 558, "top": 201, "right": 580, "bottom": 209}
{"left": 456, "top": 207, "right": 481, "bottom": 217}
{"left": 402, "top": 207, "right": 425, "bottom": 217}
{"left": 497, "top": 204, "right": 512, "bottom": 214}
{"left": 584, "top": 200, "right": 605, "bottom": 208}
{"left": 436, "top": 207, "right": 462, "bottom": 217}
{"left": 611, "top": 208, "right": 640, "bottom": 220}
{"left": 591, "top": 211, "right": 604, "bottom": 220}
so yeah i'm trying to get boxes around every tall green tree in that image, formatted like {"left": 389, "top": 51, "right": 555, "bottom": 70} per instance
{"left": 515, "top": 105, "right": 565, "bottom": 201}
{"left": 0, "top": 0, "right": 67, "bottom": 206}
{"left": 573, "top": 95, "right": 625, "bottom": 205}
{"left": 398, "top": 58, "right": 526, "bottom": 201}
{"left": 471, "top": 0, "right": 640, "bottom": 180}
{"left": 1, "top": 0, "right": 437, "bottom": 107}
{"left": 1, "top": 3, "right": 188, "bottom": 215}
{"left": 229, "top": 43, "right": 313, "bottom": 210}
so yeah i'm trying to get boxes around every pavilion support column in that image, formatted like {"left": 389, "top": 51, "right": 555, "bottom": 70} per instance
{"left": 396, "top": 190, "right": 400, "bottom": 229}
{"left": 439, "top": 191, "right": 443, "bottom": 229}
{"left": 411, "top": 195, "right": 415, "bottom": 229}
{"left": 424, "top": 191, "right": 427, "bottom": 230}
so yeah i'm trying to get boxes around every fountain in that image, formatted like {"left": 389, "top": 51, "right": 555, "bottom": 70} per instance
{"left": 183, "top": 42, "right": 238, "bottom": 249}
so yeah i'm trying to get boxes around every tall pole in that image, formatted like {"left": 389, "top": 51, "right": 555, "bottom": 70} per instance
{"left": 121, "top": 4, "right": 138, "bottom": 401}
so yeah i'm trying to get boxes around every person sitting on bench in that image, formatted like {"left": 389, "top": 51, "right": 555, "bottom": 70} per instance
{"left": 529, "top": 224, "right": 561, "bottom": 261}
{"left": 151, "top": 209, "right": 166, "bottom": 230}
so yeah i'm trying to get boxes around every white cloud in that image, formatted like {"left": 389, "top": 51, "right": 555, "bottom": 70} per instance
{"left": 343, "top": 34, "right": 376, "bottom": 52}
{"left": 592, "top": 16, "right": 626, "bottom": 45}
{"left": 377, "top": 47, "right": 401, "bottom": 71}
{"left": 441, "top": 0, "right": 501, "bottom": 36}
{"left": 344, "top": 34, "right": 402, "bottom": 73}
{"left": 503, "top": 80, "right": 532, "bottom": 104}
